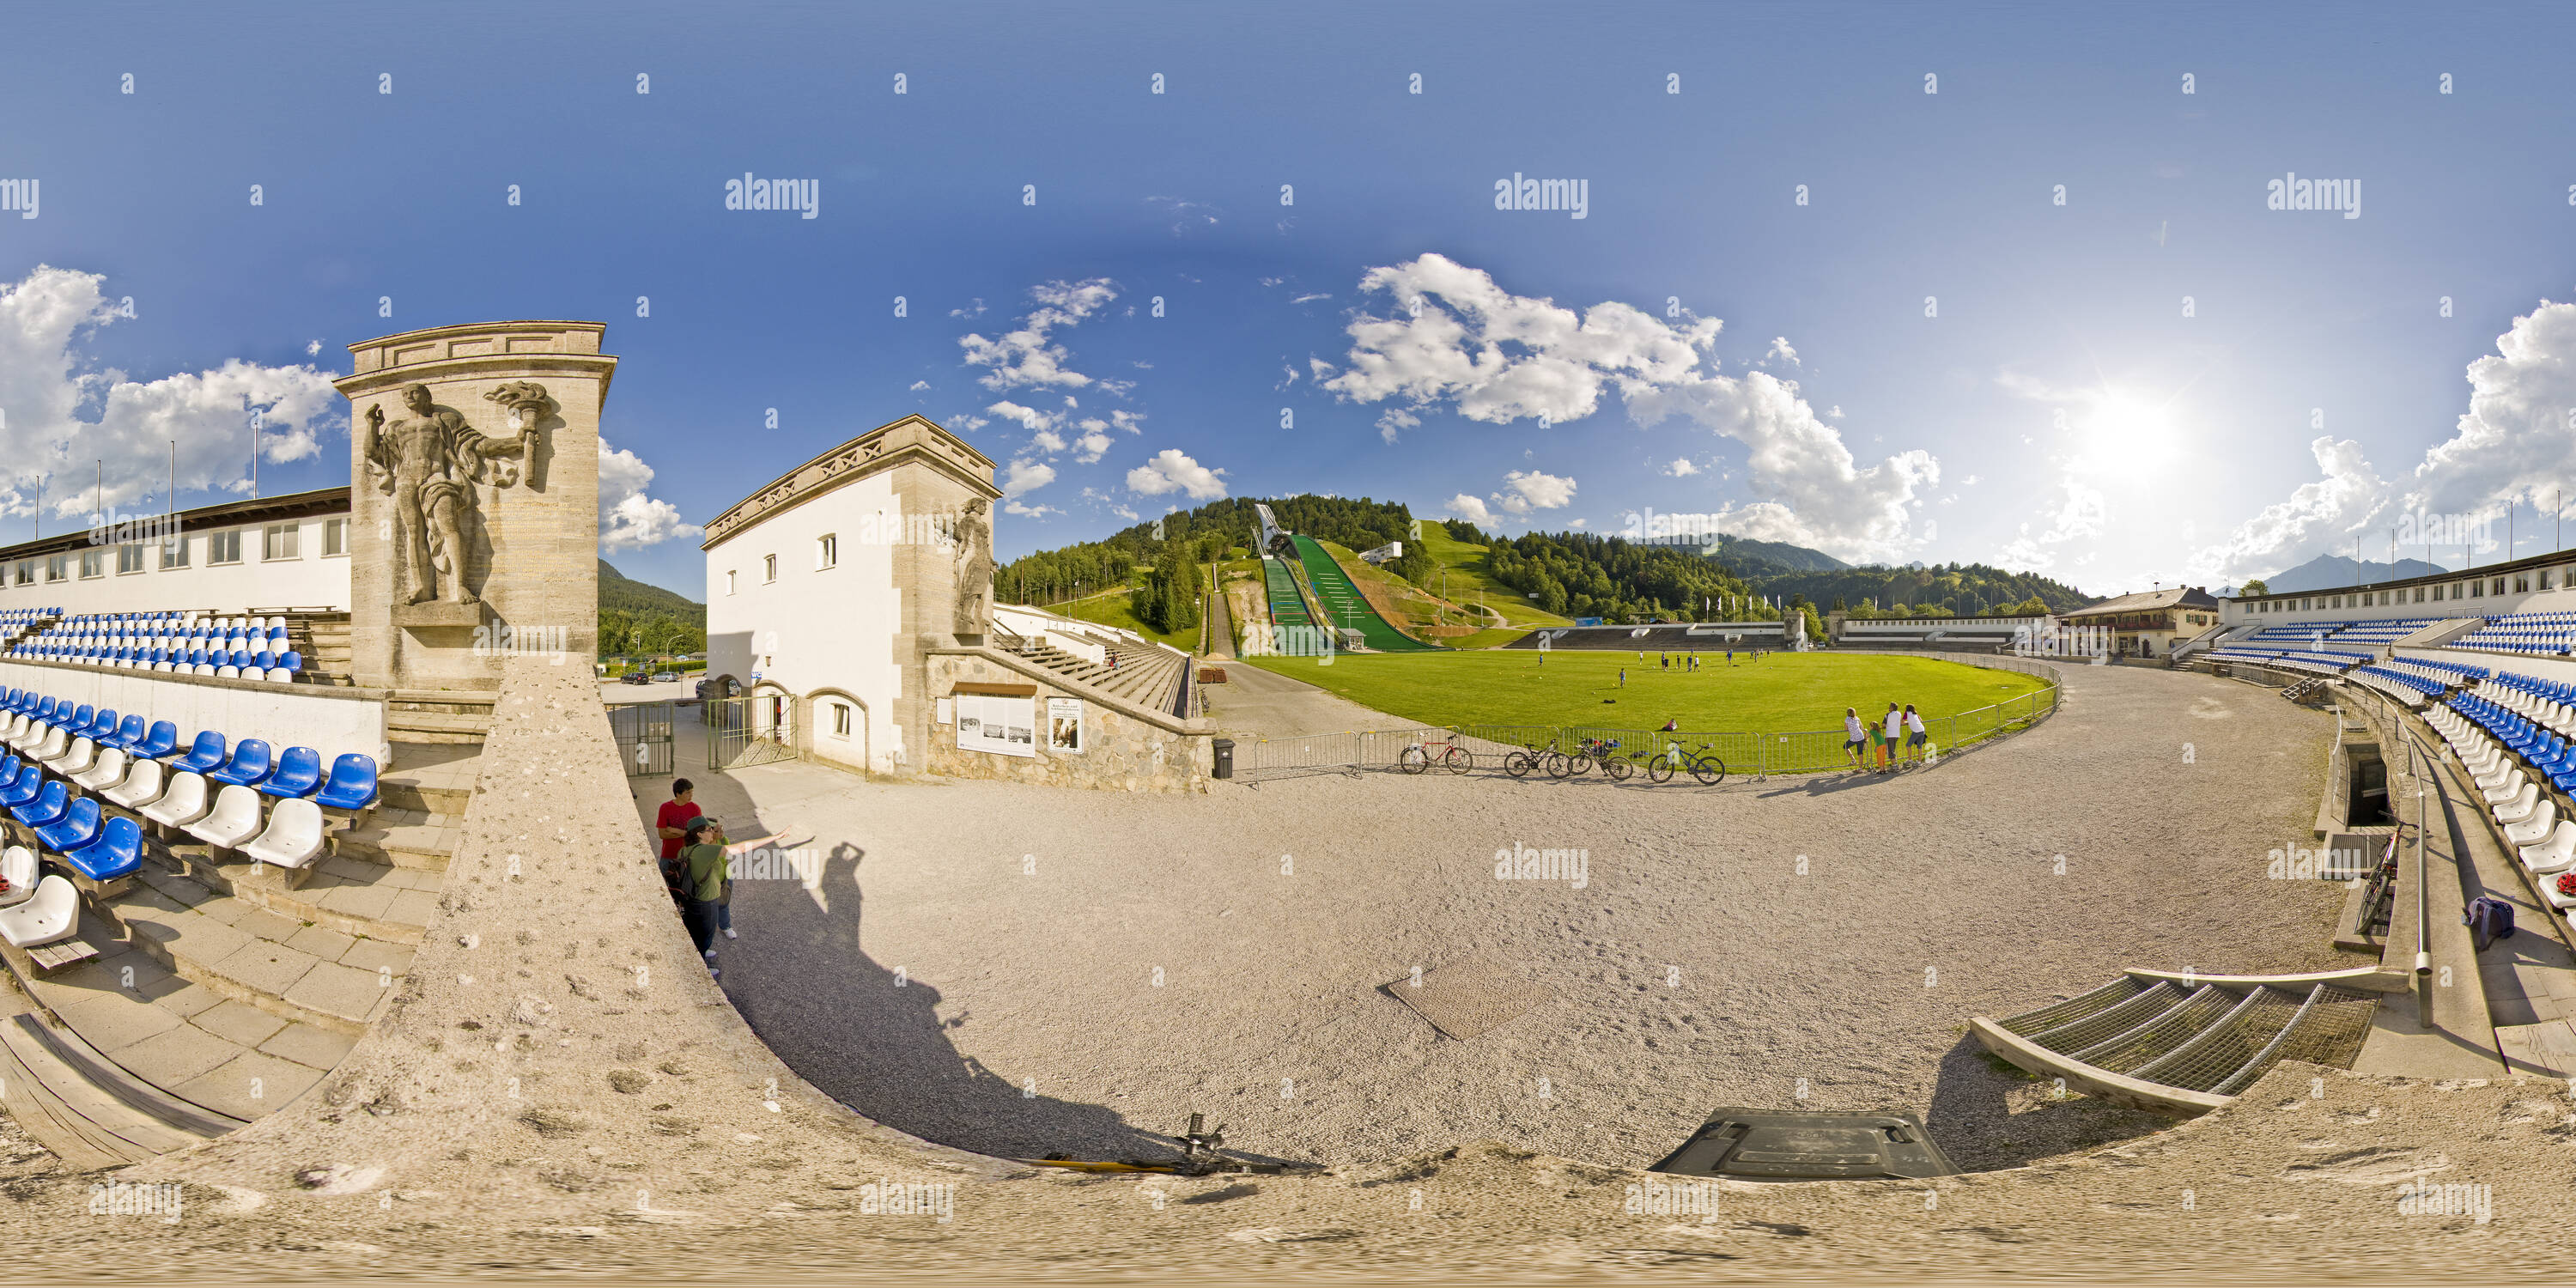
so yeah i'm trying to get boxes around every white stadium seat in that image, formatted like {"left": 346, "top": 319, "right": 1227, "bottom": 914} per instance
{"left": 0, "top": 846, "right": 33, "bottom": 908}
{"left": 140, "top": 771, "right": 212, "bottom": 830}
{"left": 101, "top": 757, "right": 167, "bottom": 811}
{"left": 2520, "top": 820, "right": 2576, "bottom": 875}
{"left": 72, "top": 747, "right": 126, "bottom": 793}
{"left": 239, "top": 797, "right": 324, "bottom": 870}
{"left": 0, "top": 874, "right": 77, "bottom": 949}
{"left": 2506, "top": 800, "right": 2560, "bottom": 848}
{"left": 184, "top": 784, "right": 264, "bottom": 851}
{"left": 2495, "top": 781, "right": 2543, "bottom": 827}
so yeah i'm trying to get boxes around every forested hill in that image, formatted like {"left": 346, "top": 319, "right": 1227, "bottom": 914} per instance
{"left": 997, "top": 495, "right": 1428, "bottom": 600}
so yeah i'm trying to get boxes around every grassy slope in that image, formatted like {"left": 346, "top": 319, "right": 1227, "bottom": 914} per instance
{"left": 1407, "top": 523, "right": 1571, "bottom": 643}
{"left": 1240, "top": 650, "right": 2044, "bottom": 733}
{"left": 1053, "top": 586, "right": 1200, "bottom": 653}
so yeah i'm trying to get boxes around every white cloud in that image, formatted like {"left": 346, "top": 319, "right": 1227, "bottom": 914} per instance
{"left": 1445, "top": 494, "right": 1497, "bottom": 526}
{"left": 1962, "top": 474, "right": 1980, "bottom": 486}
{"left": 1259, "top": 276, "right": 1285, "bottom": 288}
{"left": 946, "top": 412, "right": 988, "bottom": 432}
{"left": 1496, "top": 469, "right": 1577, "bottom": 514}
{"left": 1127, "top": 448, "right": 1227, "bottom": 500}
{"left": 1002, "top": 457, "right": 1057, "bottom": 497}
{"left": 1003, "top": 500, "right": 1057, "bottom": 518}
{"left": 0, "top": 264, "right": 343, "bottom": 520}
{"left": 1376, "top": 407, "right": 1419, "bottom": 445}
{"left": 1765, "top": 337, "right": 1801, "bottom": 366}
{"left": 957, "top": 279, "right": 1127, "bottom": 392}
{"left": 598, "top": 440, "right": 704, "bottom": 551}
{"left": 305, "top": 339, "right": 322, "bottom": 356}
{"left": 1323, "top": 252, "right": 1716, "bottom": 427}
{"left": 1290, "top": 292, "right": 1331, "bottom": 305}
{"left": 1827, "top": 405, "right": 1842, "bottom": 417}
{"left": 1323, "top": 253, "right": 1932, "bottom": 560}
{"left": 2195, "top": 301, "right": 2576, "bottom": 579}
{"left": 1108, "top": 410, "right": 1144, "bottom": 434}
{"left": 1073, "top": 428, "right": 1113, "bottom": 464}
{"left": 1664, "top": 457, "right": 1699, "bottom": 477}
{"left": 908, "top": 380, "right": 930, "bottom": 391}
{"left": 949, "top": 300, "right": 986, "bottom": 319}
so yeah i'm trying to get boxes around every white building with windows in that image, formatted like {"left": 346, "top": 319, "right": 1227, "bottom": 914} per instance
{"left": 0, "top": 487, "right": 352, "bottom": 617}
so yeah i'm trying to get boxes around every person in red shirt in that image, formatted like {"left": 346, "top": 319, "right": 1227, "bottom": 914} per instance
{"left": 656, "top": 780, "right": 702, "bottom": 908}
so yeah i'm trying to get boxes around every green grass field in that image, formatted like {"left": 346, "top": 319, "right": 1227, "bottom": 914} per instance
{"left": 1240, "top": 648, "right": 2047, "bottom": 734}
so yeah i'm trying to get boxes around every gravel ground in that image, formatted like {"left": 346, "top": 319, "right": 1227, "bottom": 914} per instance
{"left": 677, "top": 662, "right": 2349, "bottom": 1173}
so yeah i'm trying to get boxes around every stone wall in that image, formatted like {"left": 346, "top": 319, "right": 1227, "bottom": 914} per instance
{"left": 924, "top": 647, "right": 1209, "bottom": 793}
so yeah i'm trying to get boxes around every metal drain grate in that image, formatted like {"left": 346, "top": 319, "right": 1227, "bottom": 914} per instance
{"left": 1384, "top": 959, "right": 1554, "bottom": 1040}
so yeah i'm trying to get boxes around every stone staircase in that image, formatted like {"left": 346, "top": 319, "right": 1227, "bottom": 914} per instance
{"left": 1004, "top": 638, "right": 1191, "bottom": 717}
{"left": 386, "top": 690, "right": 495, "bottom": 744}
{"left": 0, "top": 740, "right": 472, "bottom": 1162}
{"left": 1971, "top": 969, "right": 2387, "bottom": 1114}
{"left": 289, "top": 611, "right": 353, "bottom": 686}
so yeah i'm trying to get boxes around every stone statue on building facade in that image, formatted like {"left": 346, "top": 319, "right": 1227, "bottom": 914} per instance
{"left": 952, "top": 497, "right": 993, "bottom": 634}
{"left": 362, "top": 380, "right": 547, "bottom": 606}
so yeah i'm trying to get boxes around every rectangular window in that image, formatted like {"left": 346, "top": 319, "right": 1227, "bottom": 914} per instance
{"left": 263, "top": 523, "right": 300, "bottom": 561}
{"left": 2494, "top": 577, "right": 2508, "bottom": 596}
{"left": 44, "top": 555, "right": 65, "bottom": 582}
{"left": 2464, "top": 581, "right": 2477, "bottom": 598}
{"left": 763, "top": 554, "right": 777, "bottom": 583}
{"left": 116, "top": 544, "right": 144, "bottom": 574}
{"left": 2516, "top": 575, "right": 2530, "bottom": 593}
{"left": 2414, "top": 586, "right": 2425, "bottom": 603}
{"left": 2330, "top": 595, "right": 2342, "bottom": 609}
{"left": 209, "top": 530, "right": 242, "bottom": 564}
{"left": 161, "top": 534, "right": 189, "bottom": 569}
{"left": 834, "top": 702, "right": 852, "bottom": 737}
{"left": 817, "top": 533, "right": 836, "bottom": 569}
{"left": 77, "top": 549, "right": 102, "bottom": 579}
{"left": 726, "top": 569, "right": 737, "bottom": 596}
{"left": 11, "top": 562, "right": 27, "bottom": 586}
{"left": 323, "top": 517, "right": 346, "bottom": 556}
{"left": 2545, "top": 569, "right": 2559, "bottom": 591}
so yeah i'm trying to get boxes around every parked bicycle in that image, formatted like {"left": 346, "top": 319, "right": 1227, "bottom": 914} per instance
{"left": 1397, "top": 732, "right": 1473, "bottom": 775}
{"left": 1647, "top": 740, "right": 1728, "bottom": 785}
{"left": 1501, "top": 741, "right": 1548, "bottom": 778}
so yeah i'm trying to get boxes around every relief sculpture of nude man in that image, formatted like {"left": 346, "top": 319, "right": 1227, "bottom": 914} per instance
{"left": 362, "top": 381, "right": 544, "bottom": 606}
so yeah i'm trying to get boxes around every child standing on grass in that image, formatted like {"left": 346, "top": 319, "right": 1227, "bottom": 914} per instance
{"left": 1844, "top": 708, "right": 1867, "bottom": 770}
{"left": 1880, "top": 702, "right": 1904, "bottom": 772}
{"left": 1904, "top": 703, "right": 1929, "bottom": 765}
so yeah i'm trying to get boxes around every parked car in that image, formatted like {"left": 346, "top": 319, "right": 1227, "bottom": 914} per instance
{"left": 622, "top": 671, "right": 653, "bottom": 685}
{"left": 652, "top": 671, "right": 679, "bottom": 683}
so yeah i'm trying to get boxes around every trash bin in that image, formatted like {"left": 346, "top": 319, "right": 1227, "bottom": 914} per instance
{"left": 1212, "top": 737, "right": 1235, "bottom": 780}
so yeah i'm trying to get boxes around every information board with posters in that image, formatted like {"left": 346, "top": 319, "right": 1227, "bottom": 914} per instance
{"left": 952, "top": 683, "right": 1037, "bottom": 758}
{"left": 1046, "top": 696, "right": 1084, "bottom": 753}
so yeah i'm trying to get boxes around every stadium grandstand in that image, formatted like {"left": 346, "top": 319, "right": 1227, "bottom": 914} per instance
{"left": 1503, "top": 620, "right": 1795, "bottom": 651}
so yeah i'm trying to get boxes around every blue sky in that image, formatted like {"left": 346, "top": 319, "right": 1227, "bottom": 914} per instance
{"left": 5, "top": 1, "right": 2576, "bottom": 600}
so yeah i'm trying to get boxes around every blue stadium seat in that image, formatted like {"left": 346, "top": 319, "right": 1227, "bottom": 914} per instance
{"left": 33, "top": 796, "right": 99, "bottom": 855}
{"left": 258, "top": 746, "right": 322, "bottom": 799}
{"left": 131, "top": 721, "right": 179, "bottom": 761}
{"left": 315, "top": 754, "right": 379, "bottom": 812}
{"left": 61, "top": 816, "right": 140, "bottom": 882}
{"left": 170, "top": 731, "right": 228, "bottom": 775}
{"left": 106, "top": 714, "right": 145, "bottom": 753}
{"left": 0, "top": 766, "right": 39, "bottom": 811}
{"left": 11, "top": 781, "right": 68, "bottom": 829}
{"left": 206, "top": 738, "right": 274, "bottom": 788}
{"left": 81, "top": 708, "right": 118, "bottom": 743}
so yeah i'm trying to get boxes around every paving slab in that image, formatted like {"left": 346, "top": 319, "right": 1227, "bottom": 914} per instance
{"left": 108, "top": 1020, "right": 244, "bottom": 1088}
{"left": 258, "top": 1021, "right": 355, "bottom": 1071}
{"left": 173, "top": 1048, "right": 327, "bottom": 1120}
{"left": 192, "top": 999, "right": 289, "bottom": 1048}
{"left": 283, "top": 959, "right": 384, "bottom": 1026}
{"left": 211, "top": 939, "right": 319, "bottom": 998}
{"left": 283, "top": 923, "right": 355, "bottom": 961}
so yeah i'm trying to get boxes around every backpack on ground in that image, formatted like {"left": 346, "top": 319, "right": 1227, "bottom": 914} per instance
{"left": 2464, "top": 896, "right": 2516, "bottom": 951}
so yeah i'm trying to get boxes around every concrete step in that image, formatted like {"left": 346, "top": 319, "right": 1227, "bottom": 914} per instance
{"left": 9, "top": 912, "right": 353, "bottom": 1121}
{"left": 328, "top": 807, "right": 460, "bottom": 872}
{"left": 143, "top": 842, "right": 440, "bottom": 944}
{"left": 94, "top": 873, "right": 407, "bottom": 1040}
{"left": 384, "top": 741, "right": 478, "bottom": 814}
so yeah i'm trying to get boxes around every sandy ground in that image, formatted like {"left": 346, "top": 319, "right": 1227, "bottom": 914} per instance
{"left": 677, "top": 662, "right": 2351, "bottom": 1174}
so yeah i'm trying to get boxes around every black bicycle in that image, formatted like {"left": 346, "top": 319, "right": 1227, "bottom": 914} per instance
{"left": 1647, "top": 740, "right": 1728, "bottom": 785}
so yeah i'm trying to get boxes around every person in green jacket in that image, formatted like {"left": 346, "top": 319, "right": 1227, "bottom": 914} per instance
{"left": 677, "top": 818, "right": 730, "bottom": 962}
